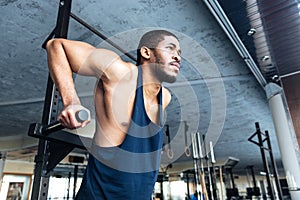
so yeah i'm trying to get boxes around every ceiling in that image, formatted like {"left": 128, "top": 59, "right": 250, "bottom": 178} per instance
{"left": 1, "top": 0, "right": 299, "bottom": 178}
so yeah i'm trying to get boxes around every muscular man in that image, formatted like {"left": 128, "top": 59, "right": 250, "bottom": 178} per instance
{"left": 46, "top": 30, "right": 181, "bottom": 199}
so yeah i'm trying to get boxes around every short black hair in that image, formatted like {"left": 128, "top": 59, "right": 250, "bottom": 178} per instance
{"left": 136, "top": 30, "right": 178, "bottom": 65}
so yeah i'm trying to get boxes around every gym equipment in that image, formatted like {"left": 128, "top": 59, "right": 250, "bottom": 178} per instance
{"left": 184, "top": 121, "right": 191, "bottom": 157}
{"left": 28, "top": 1, "right": 74, "bottom": 199}
{"left": 191, "top": 132, "right": 208, "bottom": 200}
{"left": 248, "top": 122, "right": 283, "bottom": 200}
{"left": 245, "top": 166, "right": 261, "bottom": 198}
{"left": 165, "top": 125, "right": 174, "bottom": 159}
{"left": 29, "top": 110, "right": 88, "bottom": 136}
{"left": 28, "top": 0, "right": 137, "bottom": 199}
{"left": 202, "top": 135, "right": 216, "bottom": 200}
{"left": 224, "top": 157, "right": 240, "bottom": 199}
{"left": 225, "top": 168, "right": 239, "bottom": 200}
{"left": 219, "top": 167, "right": 224, "bottom": 200}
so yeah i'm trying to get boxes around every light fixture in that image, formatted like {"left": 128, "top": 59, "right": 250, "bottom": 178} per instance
{"left": 260, "top": 171, "right": 273, "bottom": 176}
{"left": 261, "top": 55, "right": 270, "bottom": 62}
{"left": 224, "top": 157, "right": 240, "bottom": 168}
{"left": 272, "top": 75, "right": 280, "bottom": 82}
{"left": 247, "top": 28, "right": 256, "bottom": 36}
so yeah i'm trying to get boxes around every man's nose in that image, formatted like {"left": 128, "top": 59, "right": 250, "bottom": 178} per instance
{"left": 172, "top": 55, "right": 181, "bottom": 63}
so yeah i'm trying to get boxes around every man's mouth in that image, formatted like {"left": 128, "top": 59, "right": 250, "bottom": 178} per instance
{"left": 170, "top": 62, "right": 180, "bottom": 70}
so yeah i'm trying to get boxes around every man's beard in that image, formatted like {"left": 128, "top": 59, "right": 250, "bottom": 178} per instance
{"left": 153, "top": 53, "right": 177, "bottom": 83}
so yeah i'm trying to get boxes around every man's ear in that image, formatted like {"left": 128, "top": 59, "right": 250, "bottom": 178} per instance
{"left": 140, "top": 46, "right": 151, "bottom": 60}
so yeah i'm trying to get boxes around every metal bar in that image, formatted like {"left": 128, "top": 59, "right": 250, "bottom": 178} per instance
{"left": 160, "top": 181, "right": 164, "bottom": 200}
{"left": 186, "top": 173, "right": 190, "bottom": 198}
{"left": 248, "top": 132, "right": 260, "bottom": 146}
{"left": 67, "top": 172, "right": 71, "bottom": 199}
{"left": 30, "top": 76, "right": 58, "bottom": 200}
{"left": 73, "top": 165, "right": 78, "bottom": 199}
{"left": 202, "top": 134, "right": 214, "bottom": 200}
{"left": 55, "top": 0, "right": 72, "bottom": 38}
{"left": 191, "top": 133, "right": 202, "bottom": 200}
{"left": 30, "top": 0, "right": 73, "bottom": 199}
{"left": 42, "top": 27, "right": 56, "bottom": 49}
{"left": 31, "top": 139, "right": 50, "bottom": 200}
{"left": 255, "top": 122, "right": 275, "bottom": 200}
{"left": 70, "top": 12, "right": 137, "bottom": 62}
{"left": 28, "top": 123, "right": 91, "bottom": 150}
{"left": 249, "top": 166, "right": 257, "bottom": 188}
{"left": 265, "top": 130, "right": 283, "bottom": 200}
{"left": 210, "top": 164, "right": 217, "bottom": 200}
{"left": 229, "top": 168, "right": 235, "bottom": 189}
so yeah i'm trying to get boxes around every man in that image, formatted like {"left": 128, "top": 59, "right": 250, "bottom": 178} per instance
{"left": 46, "top": 30, "right": 181, "bottom": 199}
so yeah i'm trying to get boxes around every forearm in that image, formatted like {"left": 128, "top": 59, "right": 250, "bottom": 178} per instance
{"left": 46, "top": 39, "right": 81, "bottom": 106}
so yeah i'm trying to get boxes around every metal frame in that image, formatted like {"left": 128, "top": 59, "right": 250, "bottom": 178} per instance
{"left": 248, "top": 122, "right": 283, "bottom": 200}
{"left": 28, "top": 0, "right": 138, "bottom": 199}
{"left": 29, "top": 1, "right": 73, "bottom": 199}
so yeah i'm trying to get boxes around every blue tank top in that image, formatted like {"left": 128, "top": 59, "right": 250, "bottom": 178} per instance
{"left": 75, "top": 67, "right": 164, "bottom": 200}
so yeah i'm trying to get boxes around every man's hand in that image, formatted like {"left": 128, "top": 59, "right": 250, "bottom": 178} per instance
{"left": 58, "top": 104, "right": 91, "bottom": 129}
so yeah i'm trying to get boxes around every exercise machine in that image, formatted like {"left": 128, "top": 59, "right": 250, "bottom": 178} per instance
{"left": 248, "top": 122, "right": 283, "bottom": 200}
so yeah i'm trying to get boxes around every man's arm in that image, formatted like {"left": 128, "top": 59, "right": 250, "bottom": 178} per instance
{"left": 45, "top": 38, "right": 131, "bottom": 129}
{"left": 46, "top": 39, "right": 95, "bottom": 129}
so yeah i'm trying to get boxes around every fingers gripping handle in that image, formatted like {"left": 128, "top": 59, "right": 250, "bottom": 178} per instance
{"left": 42, "top": 110, "right": 89, "bottom": 135}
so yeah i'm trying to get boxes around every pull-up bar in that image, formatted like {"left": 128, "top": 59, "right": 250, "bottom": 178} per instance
{"left": 42, "top": 12, "right": 137, "bottom": 62}
{"left": 70, "top": 13, "right": 137, "bottom": 62}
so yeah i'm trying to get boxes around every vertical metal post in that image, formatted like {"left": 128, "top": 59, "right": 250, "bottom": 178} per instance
{"left": 192, "top": 133, "right": 202, "bottom": 200}
{"left": 255, "top": 122, "right": 275, "bottom": 200}
{"left": 31, "top": 140, "right": 49, "bottom": 200}
{"left": 67, "top": 172, "right": 71, "bottom": 200}
{"left": 219, "top": 167, "right": 224, "bottom": 200}
{"left": 160, "top": 181, "right": 164, "bottom": 200}
{"left": 210, "top": 164, "right": 217, "bottom": 200}
{"left": 202, "top": 135, "right": 214, "bottom": 200}
{"left": 31, "top": 75, "right": 61, "bottom": 200}
{"left": 249, "top": 166, "right": 257, "bottom": 188}
{"left": 265, "top": 130, "right": 283, "bottom": 200}
{"left": 186, "top": 173, "right": 190, "bottom": 198}
{"left": 229, "top": 168, "right": 235, "bottom": 189}
{"left": 31, "top": 0, "right": 72, "bottom": 199}
{"left": 73, "top": 165, "right": 78, "bottom": 199}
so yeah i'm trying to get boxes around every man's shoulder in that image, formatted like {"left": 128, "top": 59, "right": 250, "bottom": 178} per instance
{"left": 102, "top": 62, "right": 138, "bottom": 83}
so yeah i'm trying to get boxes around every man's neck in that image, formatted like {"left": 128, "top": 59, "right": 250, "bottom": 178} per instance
{"left": 140, "top": 66, "right": 162, "bottom": 100}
